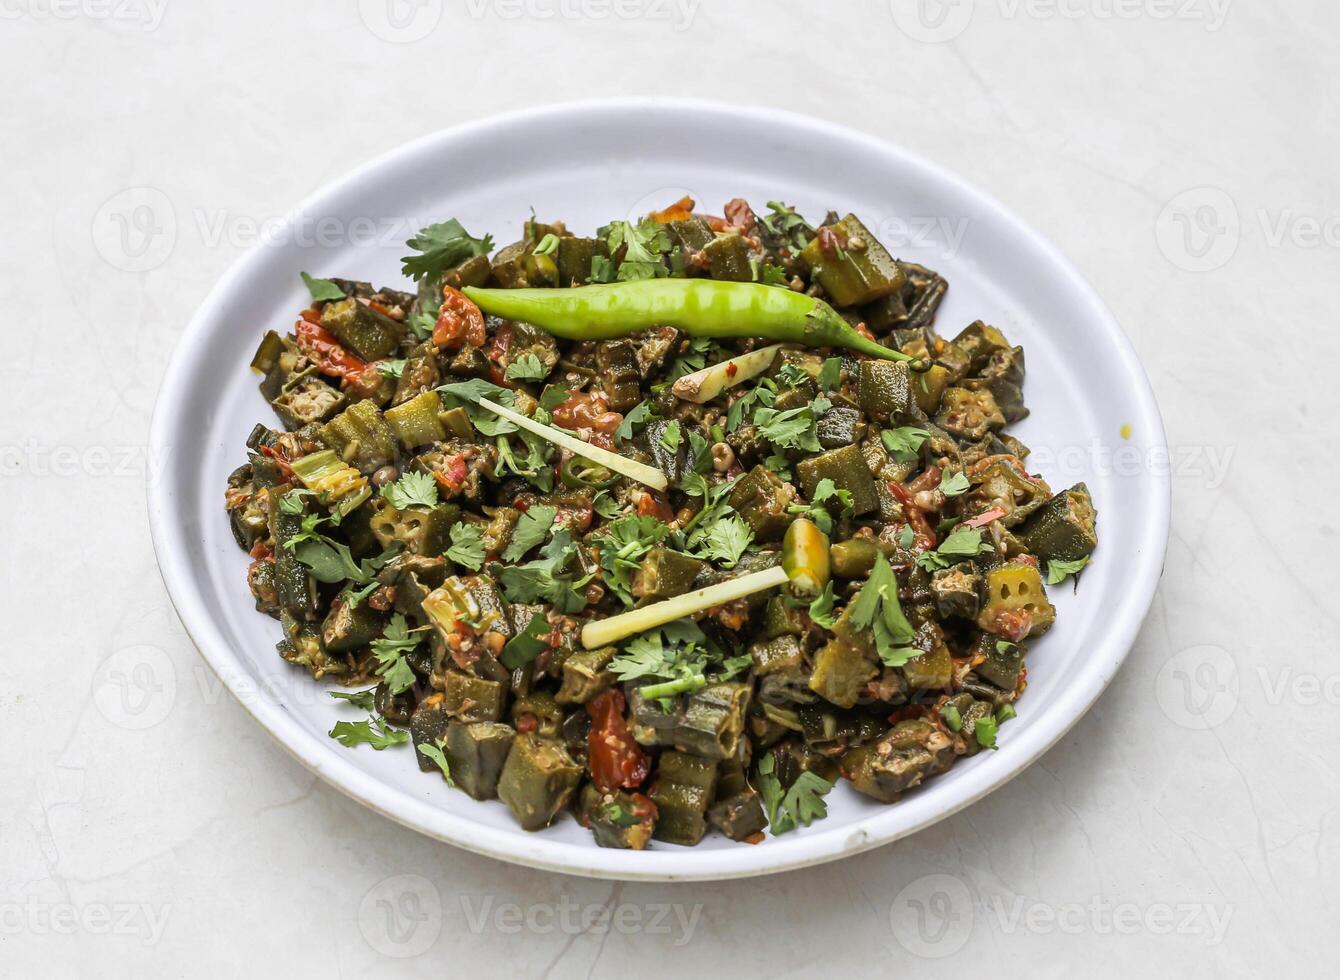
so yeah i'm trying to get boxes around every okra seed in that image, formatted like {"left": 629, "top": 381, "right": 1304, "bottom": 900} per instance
{"left": 711, "top": 442, "right": 735, "bottom": 473}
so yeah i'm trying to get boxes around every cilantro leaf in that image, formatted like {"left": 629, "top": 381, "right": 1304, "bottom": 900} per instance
{"left": 502, "top": 504, "right": 558, "bottom": 563}
{"left": 301, "top": 272, "right": 345, "bottom": 302}
{"left": 446, "top": 523, "right": 486, "bottom": 571}
{"left": 539, "top": 383, "right": 572, "bottom": 412}
{"left": 500, "top": 614, "right": 550, "bottom": 670}
{"left": 603, "top": 218, "right": 671, "bottom": 281}
{"left": 377, "top": 359, "right": 407, "bottom": 379}
{"left": 1045, "top": 556, "right": 1090, "bottom": 586}
{"left": 533, "top": 232, "right": 559, "bottom": 256}
{"left": 594, "top": 515, "right": 671, "bottom": 607}
{"left": 416, "top": 739, "right": 455, "bottom": 784}
{"left": 915, "top": 526, "right": 991, "bottom": 572}
{"left": 938, "top": 470, "right": 970, "bottom": 497}
{"left": 370, "top": 613, "right": 421, "bottom": 695}
{"left": 847, "top": 553, "right": 918, "bottom": 667}
{"left": 401, "top": 219, "right": 493, "bottom": 283}
{"left": 754, "top": 752, "right": 834, "bottom": 835}
{"left": 505, "top": 352, "right": 549, "bottom": 382}
{"left": 329, "top": 688, "right": 377, "bottom": 712}
{"left": 818, "top": 357, "right": 842, "bottom": 393}
{"left": 329, "top": 716, "right": 408, "bottom": 751}
{"left": 753, "top": 403, "right": 823, "bottom": 453}
{"left": 616, "top": 401, "right": 656, "bottom": 445}
{"left": 406, "top": 310, "right": 436, "bottom": 341}
{"left": 808, "top": 581, "right": 837, "bottom": 628}
{"left": 379, "top": 471, "right": 439, "bottom": 511}
{"left": 788, "top": 477, "right": 854, "bottom": 534}
{"left": 761, "top": 201, "right": 814, "bottom": 250}
{"left": 881, "top": 426, "right": 930, "bottom": 462}
{"left": 658, "top": 420, "right": 682, "bottom": 454}
{"left": 695, "top": 514, "right": 753, "bottom": 569}
{"left": 491, "top": 529, "right": 589, "bottom": 613}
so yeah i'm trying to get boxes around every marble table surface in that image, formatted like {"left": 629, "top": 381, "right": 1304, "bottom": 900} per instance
{"left": 3, "top": 2, "right": 1335, "bottom": 976}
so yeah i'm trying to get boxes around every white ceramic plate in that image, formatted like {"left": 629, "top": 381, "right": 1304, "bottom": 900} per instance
{"left": 148, "top": 99, "right": 1169, "bottom": 881}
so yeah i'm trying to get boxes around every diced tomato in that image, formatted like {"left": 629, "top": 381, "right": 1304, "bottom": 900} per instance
{"left": 432, "top": 286, "right": 486, "bottom": 350}
{"left": 587, "top": 689, "right": 650, "bottom": 792}
{"left": 987, "top": 609, "right": 1032, "bottom": 644}
{"left": 248, "top": 541, "right": 273, "bottom": 560}
{"left": 551, "top": 390, "right": 623, "bottom": 435}
{"left": 723, "top": 198, "right": 758, "bottom": 236}
{"left": 646, "top": 195, "right": 695, "bottom": 223}
{"left": 725, "top": 362, "right": 738, "bottom": 378}
{"left": 635, "top": 492, "right": 674, "bottom": 523}
{"left": 294, "top": 318, "right": 368, "bottom": 387}
{"left": 963, "top": 506, "right": 1008, "bottom": 529}
{"left": 432, "top": 453, "right": 469, "bottom": 494}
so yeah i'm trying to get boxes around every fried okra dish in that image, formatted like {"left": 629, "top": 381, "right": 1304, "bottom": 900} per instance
{"left": 225, "top": 198, "right": 1098, "bottom": 847}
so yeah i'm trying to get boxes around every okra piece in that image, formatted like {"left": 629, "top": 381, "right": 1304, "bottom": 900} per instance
{"left": 319, "top": 400, "right": 399, "bottom": 474}
{"left": 557, "top": 236, "right": 609, "bottom": 287}
{"left": 727, "top": 465, "right": 795, "bottom": 541}
{"left": 578, "top": 785, "right": 657, "bottom": 850}
{"left": 674, "top": 682, "right": 751, "bottom": 760}
{"left": 643, "top": 418, "right": 686, "bottom": 485}
{"left": 442, "top": 670, "right": 507, "bottom": 722}
{"left": 272, "top": 375, "right": 346, "bottom": 430}
{"left": 902, "top": 646, "right": 953, "bottom": 691}
{"left": 321, "top": 598, "right": 386, "bottom": 653}
{"left": 276, "top": 613, "right": 340, "bottom": 678}
{"left": 704, "top": 232, "right": 753, "bottom": 282}
{"left": 965, "top": 345, "right": 1027, "bottom": 423}
{"left": 800, "top": 214, "right": 906, "bottom": 307}
{"left": 511, "top": 690, "right": 565, "bottom": 738}
{"left": 289, "top": 449, "right": 372, "bottom": 515}
{"left": 815, "top": 406, "right": 866, "bottom": 449}
{"left": 749, "top": 634, "right": 804, "bottom": 676}
{"left": 497, "top": 735, "right": 583, "bottom": 831}
{"left": 759, "top": 666, "right": 819, "bottom": 706}
{"left": 931, "top": 562, "right": 982, "bottom": 620}
{"left": 369, "top": 500, "right": 460, "bottom": 556}
{"left": 761, "top": 595, "right": 806, "bottom": 639}
{"left": 628, "top": 686, "right": 680, "bottom": 747}
{"left": 269, "top": 490, "right": 317, "bottom": 619}
{"left": 952, "top": 320, "right": 1013, "bottom": 371}
{"left": 767, "top": 737, "right": 841, "bottom": 787}
{"left": 320, "top": 296, "right": 403, "bottom": 361}
{"left": 977, "top": 561, "right": 1056, "bottom": 638}
{"left": 808, "top": 639, "right": 878, "bottom": 710}
{"left": 708, "top": 760, "right": 768, "bottom": 841}
{"left": 1018, "top": 483, "right": 1098, "bottom": 562}
{"left": 665, "top": 217, "right": 715, "bottom": 252}
{"left": 384, "top": 390, "right": 446, "bottom": 450}
{"left": 555, "top": 646, "right": 618, "bottom": 705}
{"left": 829, "top": 537, "right": 882, "bottom": 579}
{"left": 595, "top": 340, "right": 642, "bottom": 413}
{"left": 650, "top": 751, "right": 719, "bottom": 846}
{"left": 858, "top": 359, "right": 919, "bottom": 425}
{"left": 935, "top": 386, "right": 1005, "bottom": 441}
{"left": 444, "top": 720, "right": 516, "bottom": 800}
{"left": 632, "top": 548, "right": 705, "bottom": 603}
{"left": 840, "top": 719, "right": 955, "bottom": 802}
{"left": 973, "top": 634, "right": 1025, "bottom": 692}
{"left": 796, "top": 443, "right": 879, "bottom": 517}
{"left": 911, "top": 362, "right": 951, "bottom": 417}
{"left": 964, "top": 458, "right": 1052, "bottom": 528}
{"left": 409, "top": 693, "right": 451, "bottom": 772}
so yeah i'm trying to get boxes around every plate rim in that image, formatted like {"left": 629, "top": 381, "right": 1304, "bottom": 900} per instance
{"left": 147, "top": 97, "right": 1170, "bottom": 881}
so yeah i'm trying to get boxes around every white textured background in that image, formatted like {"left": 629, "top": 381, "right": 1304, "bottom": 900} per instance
{"left": 2, "top": 1, "right": 1335, "bottom": 976}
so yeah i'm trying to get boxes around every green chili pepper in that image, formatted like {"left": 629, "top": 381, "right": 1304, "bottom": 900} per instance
{"left": 463, "top": 281, "right": 927, "bottom": 367}
{"left": 558, "top": 456, "right": 619, "bottom": 491}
